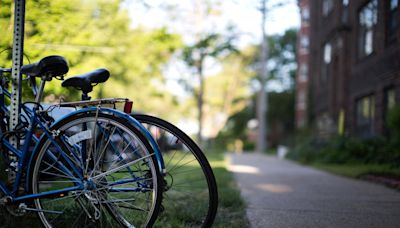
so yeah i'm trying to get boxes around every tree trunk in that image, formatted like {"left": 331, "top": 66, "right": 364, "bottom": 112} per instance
{"left": 257, "top": 0, "right": 269, "bottom": 153}
{"left": 197, "top": 63, "right": 204, "bottom": 145}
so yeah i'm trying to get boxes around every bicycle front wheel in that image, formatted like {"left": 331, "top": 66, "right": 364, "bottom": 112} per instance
{"left": 132, "top": 114, "right": 218, "bottom": 227}
{"left": 30, "top": 111, "right": 162, "bottom": 227}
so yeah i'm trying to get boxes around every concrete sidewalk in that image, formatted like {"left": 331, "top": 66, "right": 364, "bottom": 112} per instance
{"left": 227, "top": 153, "right": 400, "bottom": 228}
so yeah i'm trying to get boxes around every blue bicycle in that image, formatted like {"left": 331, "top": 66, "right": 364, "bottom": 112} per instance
{"left": 0, "top": 56, "right": 164, "bottom": 227}
{"left": 58, "top": 61, "right": 218, "bottom": 227}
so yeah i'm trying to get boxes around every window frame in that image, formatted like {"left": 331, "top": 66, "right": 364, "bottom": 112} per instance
{"left": 322, "top": 0, "right": 334, "bottom": 17}
{"left": 320, "top": 42, "right": 332, "bottom": 83}
{"left": 355, "top": 94, "right": 376, "bottom": 137}
{"left": 358, "top": 0, "right": 378, "bottom": 59}
{"left": 386, "top": 0, "right": 399, "bottom": 44}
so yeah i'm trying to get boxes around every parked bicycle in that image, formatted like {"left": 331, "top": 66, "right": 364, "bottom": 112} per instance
{"left": 0, "top": 56, "right": 164, "bottom": 227}
{"left": 2, "top": 0, "right": 218, "bottom": 225}
{"left": 53, "top": 60, "right": 219, "bottom": 227}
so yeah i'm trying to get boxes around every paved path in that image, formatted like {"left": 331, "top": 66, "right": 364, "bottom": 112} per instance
{"left": 227, "top": 153, "right": 400, "bottom": 228}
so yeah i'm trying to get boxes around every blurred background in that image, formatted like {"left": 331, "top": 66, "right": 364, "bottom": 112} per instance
{"left": 0, "top": 0, "right": 399, "bottom": 172}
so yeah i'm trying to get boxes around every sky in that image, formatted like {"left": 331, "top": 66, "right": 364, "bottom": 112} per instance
{"left": 125, "top": 0, "right": 300, "bottom": 46}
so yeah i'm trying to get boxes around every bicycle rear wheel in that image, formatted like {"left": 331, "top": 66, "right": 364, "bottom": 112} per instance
{"left": 30, "top": 111, "right": 162, "bottom": 227}
{"left": 132, "top": 114, "right": 218, "bottom": 227}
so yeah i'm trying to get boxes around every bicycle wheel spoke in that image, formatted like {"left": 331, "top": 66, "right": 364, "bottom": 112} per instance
{"left": 32, "top": 112, "right": 162, "bottom": 227}
{"left": 86, "top": 124, "right": 117, "bottom": 173}
{"left": 133, "top": 114, "right": 218, "bottom": 227}
{"left": 167, "top": 157, "right": 199, "bottom": 174}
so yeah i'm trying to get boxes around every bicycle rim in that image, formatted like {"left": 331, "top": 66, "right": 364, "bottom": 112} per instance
{"left": 30, "top": 112, "right": 162, "bottom": 227}
{"left": 133, "top": 114, "right": 218, "bottom": 228}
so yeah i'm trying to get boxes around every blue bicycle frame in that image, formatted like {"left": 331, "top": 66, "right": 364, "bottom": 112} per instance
{"left": 0, "top": 103, "right": 84, "bottom": 202}
{"left": 0, "top": 70, "right": 166, "bottom": 203}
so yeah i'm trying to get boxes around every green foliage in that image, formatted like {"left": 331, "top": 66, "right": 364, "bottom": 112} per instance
{"left": 215, "top": 28, "right": 297, "bottom": 150}
{"left": 215, "top": 102, "right": 254, "bottom": 149}
{"left": 288, "top": 106, "right": 400, "bottom": 167}
{"left": 1, "top": 0, "right": 182, "bottom": 118}
{"left": 255, "top": 28, "right": 298, "bottom": 90}
{"left": 387, "top": 105, "right": 400, "bottom": 145}
{"left": 216, "top": 90, "right": 295, "bottom": 149}
{"left": 207, "top": 152, "right": 250, "bottom": 227}
{"left": 183, "top": 33, "right": 238, "bottom": 70}
{"left": 267, "top": 91, "right": 295, "bottom": 147}
{"left": 287, "top": 134, "right": 400, "bottom": 168}
{"left": 312, "top": 163, "right": 400, "bottom": 179}
{"left": 181, "top": 31, "right": 239, "bottom": 141}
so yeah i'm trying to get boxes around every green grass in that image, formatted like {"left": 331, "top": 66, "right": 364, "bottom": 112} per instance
{"left": 0, "top": 150, "right": 249, "bottom": 227}
{"left": 312, "top": 163, "right": 400, "bottom": 179}
{"left": 208, "top": 152, "right": 249, "bottom": 228}
{"left": 153, "top": 150, "right": 249, "bottom": 227}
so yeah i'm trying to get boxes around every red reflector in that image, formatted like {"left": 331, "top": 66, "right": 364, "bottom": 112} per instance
{"left": 124, "top": 101, "right": 133, "bottom": 113}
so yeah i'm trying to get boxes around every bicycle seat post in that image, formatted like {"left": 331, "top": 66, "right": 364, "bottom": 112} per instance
{"left": 34, "top": 74, "right": 53, "bottom": 106}
{"left": 34, "top": 77, "right": 46, "bottom": 104}
{"left": 81, "top": 92, "right": 91, "bottom": 101}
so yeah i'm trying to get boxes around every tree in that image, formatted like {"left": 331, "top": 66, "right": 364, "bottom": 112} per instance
{"left": 0, "top": 0, "right": 182, "bottom": 119}
{"left": 266, "top": 28, "right": 298, "bottom": 91}
{"left": 182, "top": 32, "right": 237, "bottom": 143}
{"left": 203, "top": 47, "right": 255, "bottom": 138}
{"left": 217, "top": 28, "right": 297, "bottom": 148}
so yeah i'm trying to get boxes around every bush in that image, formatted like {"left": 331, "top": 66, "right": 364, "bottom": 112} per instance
{"left": 387, "top": 105, "right": 400, "bottom": 145}
{"left": 287, "top": 106, "right": 400, "bottom": 167}
{"left": 287, "top": 134, "right": 399, "bottom": 167}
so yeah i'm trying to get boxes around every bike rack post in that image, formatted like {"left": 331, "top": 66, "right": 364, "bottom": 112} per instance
{"left": 9, "top": 0, "right": 26, "bottom": 179}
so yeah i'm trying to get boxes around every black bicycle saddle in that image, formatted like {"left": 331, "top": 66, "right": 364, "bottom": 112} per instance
{"left": 21, "top": 55, "right": 69, "bottom": 77}
{"left": 61, "top": 68, "right": 110, "bottom": 94}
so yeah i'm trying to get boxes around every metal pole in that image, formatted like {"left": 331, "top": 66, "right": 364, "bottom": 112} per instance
{"left": 9, "top": 0, "right": 26, "bottom": 180}
{"left": 256, "top": 0, "right": 268, "bottom": 153}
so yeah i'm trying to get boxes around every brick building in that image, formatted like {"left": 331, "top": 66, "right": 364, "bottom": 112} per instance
{"left": 297, "top": 0, "right": 400, "bottom": 137}
{"left": 295, "top": 0, "right": 311, "bottom": 128}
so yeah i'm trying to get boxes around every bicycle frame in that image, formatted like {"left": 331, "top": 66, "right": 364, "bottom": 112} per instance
{"left": 56, "top": 106, "right": 166, "bottom": 174}
{"left": 0, "top": 102, "right": 84, "bottom": 202}
{"left": 0, "top": 71, "right": 166, "bottom": 203}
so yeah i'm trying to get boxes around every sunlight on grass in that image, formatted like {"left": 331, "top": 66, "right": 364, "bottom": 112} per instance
{"left": 0, "top": 150, "right": 249, "bottom": 227}
{"left": 210, "top": 152, "right": 249, "bottom": 227}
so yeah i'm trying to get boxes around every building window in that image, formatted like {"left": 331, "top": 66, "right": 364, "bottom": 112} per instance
{"left": 301, "top": 7, "right": 310, "bottom": 22}
{"left": 387, "top": 0, "right": 399, "bottom": 43}
{"left": 358, "top": 0, "right": 378, "bottom": 58}
{"left": 384, "top": 88, "right": 396, "bottom": 118}
{"left": 323, "top": 43, "right": 332, "bottom": 63}
{"left": 342, "top": 0, "right": 349, "bottom": 23}
{"left": 356, "top": 95, "right": 375, "bottom": 137}
{"left": 384, "top": 88, "right": 397, "bottom": 135}
{"left": 321, "top": 42, "right": 331, "bottom": 82}
{"left": 299, "top": 64, "right": 308, "bottom": 82}
{"left": 300, "top": 36, "right": 309, "bottom": 49}
{"left": 297, "top": 88, "right": 306, "bottom": 110}
{"left": 322, "top": 0, "right": 334, "bottom": 16}
{"left": 300, "top": 64, "right": 308, "bottom": 75}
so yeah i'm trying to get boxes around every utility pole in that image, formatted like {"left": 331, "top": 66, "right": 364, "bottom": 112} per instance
{"left": 194, "top": 0, "right": 205, "bottom": 145}
{"left": 256, "top": 0, "right": 268, "bottom": 153}
{"left": 9, "top": 0, "right": 26, "bottom": 181}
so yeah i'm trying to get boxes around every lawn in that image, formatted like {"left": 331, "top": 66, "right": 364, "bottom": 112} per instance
{"left": 0, "top": 150, "right": 249, "bottom": 227}
{"left": 208, "top": 152, "right": 249, "bottom": 228}
{"left": 153, "top": 150, "right": 249, "bottom": 227}
{"left": 312, "top": 163, "right": 400, "bottom": 179}
{"left": 312, "top": 163, "right": 400, "bottom": 190}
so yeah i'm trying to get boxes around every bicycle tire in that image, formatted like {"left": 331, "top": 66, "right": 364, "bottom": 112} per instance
{"left": 29, "top": 111, "right": 162, "bottom": 227}
{"left": 132, "top": 114, "right": 218, "bottom": 228}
